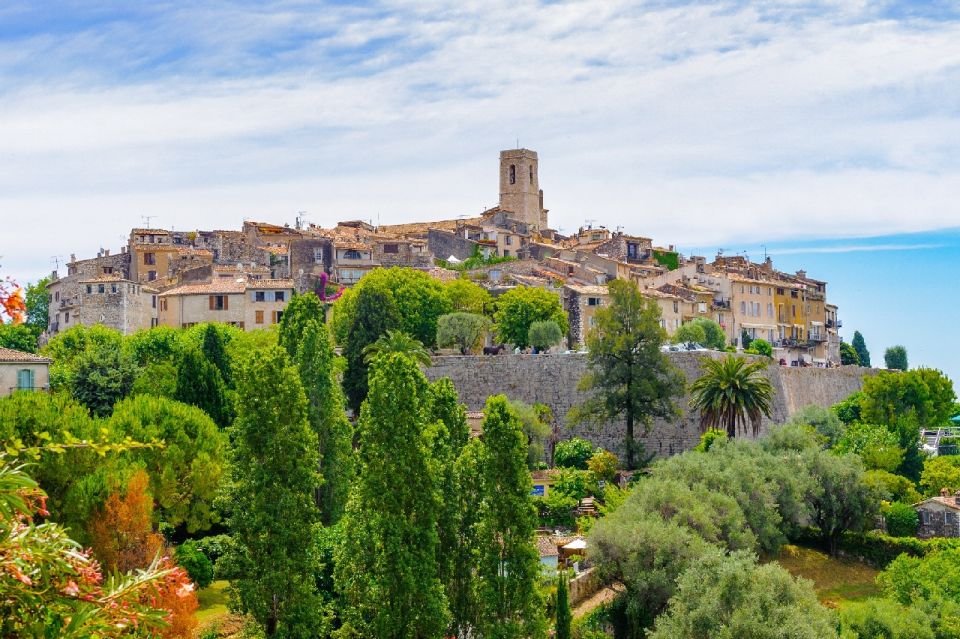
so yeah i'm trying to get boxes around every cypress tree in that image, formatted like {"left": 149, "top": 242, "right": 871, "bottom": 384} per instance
{"left": 475, "top": 395, "right": 547, "bottom": 638}
{"left": 342, "top": 284, "right": 400, "bottom": 412}
{"left": 555, "top": 572, "right": 572, "bottom": 639}
{"left": 279, "top": 292, "right": 325, "bottom": 358}
{"left": 852, "top": 331, "right": 871, "bottom": 368}
{"left": 449, "top": 438, "right": 485, "bottom": 637}
{"left": 294, "top": 318, "right": 353, "bottom": 525}
{"left": 200, "top": 323, "right": 232, "bottom": 387}
{"left": 335, "top": 353, "right": 449, "bottom": 637}
{"left": 224, "top": 346, "right": 324, "bottom": 637}
{"left": 175, "top": 346, "right": 232, "bottom": 427}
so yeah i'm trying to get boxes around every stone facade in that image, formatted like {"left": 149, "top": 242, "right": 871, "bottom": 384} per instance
{"left": 916, "top": 495, "right": 960, "bottom": 538}
{"left": 425, "top": 352, "right": 873, "bottom": 459}
{"left": 499, "top": 149, "right": 547, "bottom": 230}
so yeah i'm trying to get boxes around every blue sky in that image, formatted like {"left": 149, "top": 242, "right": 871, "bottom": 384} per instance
{"left": 0, "top": 0, "right": 957, "bottom": 384}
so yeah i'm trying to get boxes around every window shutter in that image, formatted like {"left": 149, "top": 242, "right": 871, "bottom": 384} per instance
{"left": 209, "top": 295, "right": 214, "bottom": 310}
{"left": 224, "top": 295, "right": 229, "bottom": 310}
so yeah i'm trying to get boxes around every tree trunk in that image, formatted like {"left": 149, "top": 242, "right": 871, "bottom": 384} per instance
{"left": 625, "top": 409, "right": 635, "bottom": 470}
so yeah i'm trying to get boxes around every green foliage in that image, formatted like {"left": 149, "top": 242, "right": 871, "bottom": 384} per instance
{"left": 689, "top": 318, "right": 726, "bottom": 350}
{"left": 363, "top": 329, "right": 432, "bottom": 367}
{"left": 672, "top": 322, "right": 706, "bottom": 346}
{"left": 528, "top": 320, "right": 563, "bottom": 351}
{"left": 449, "top": 438, "right": 485, "bottom": 636}
{"left": 336, "top": 353, "right": 448, "bottom": 637}
{"left": 445, "top": 278, "right": 493, "bottom": 315}
{"left": 294, "top": 319, "right": 353, "bottom": 525}
{"left": 883, "top": 502, "right": 919, "bottom": 537}
{"left": 341, "top": 282, "right": 401, "bottom": 413}
{"left": 436, "top": 312, "right": 491, "bottom": 354}
{"left": 570, "top": 279, "right": 684, "bottom": 469}
{"left": 839, "top": 598, "right": 936, "bottom": 639}
{"left": 175, "top": 540, "right": 215, "bottom": 589}
{"left": 535, "top": 491, "right": 578, "bottom": 528}
{"left": 201, "top": 323, "right": 233, "bottom": 387}
{"left": 826, "top": 530, "right": 960, "bottom": 568}
{"left": 761, "top": 422, "right": 826, "bottom": 454}
{"left": 841, "top": 341, "right": 861, "bottom": 366}
{"left": 555, "top": 572, "right": 572, "bottom": 639}
{"left": 690, "top": 355, "right": 774, "bottom": 438}
{"left": 0, "top": 323, "right": 39, "bottom": 353}
{"left": 348, "top": 267, "right": 452, "bottom": 346}
{"left": 835, "top": 422, "right": 905, "bottom": 472}
{"left": 493, "top": 286, "right": 568, "bottom": 349}
{"left": 475, "top": 396, "right": 547, "bottom": 638}
{"left": 860, "top": 369, "right": 956, "bottom": 428}
{"left": 509, "top": 400, "right": 552, "bottom": 469}
{"left": 125, "top": 325, "right": 183, "bottom": 366}
{"left": 174, "top": 346, "right": 232, "bottom": 427}
{"left": 652, "top": 249, "right": 679, "bottom": 271}
{"left": 554, "top": 438, "right": 595, "bottom": 470}
{"left": 852, "top": 331, "right": 871, "bottom": 367}
{"left": 130, "top": 361, "right": 178, "bottom": 398}
{"left": 225, "top": 346, "right": 325, "bottom": 637}
{"left": 693, "top": 428, "right": 728, "bottom": 452}
{"left": 740, "top": 328, "right": 753, "bottom": 350}
{"left": 805, "top": 450, "right": 881, "bottom": 556}
{"left": 42, "top": 324, "right": 124, "bottom": 391}
{"left": 70, "top": 342, "right": 138, "bottom": 417}
{"left": 834, "top": 391, "right": 863, "bottom": 425}
{"left": 587, "top": 449, "right": 619, "bottom": 483}
{"left": 876, "top": 547, "right": 960, "bottom": 635}
{"left": 885, "top": 345, "right": 909, "bottom": 371}
{"left": 24, "top": 277, "right": 49, "bottom": 333}
{"left": 863, "top": 469, "right": 922, "bottom": 505}
{"left": 750, "top": 338, "right": 773, "bottom": 357}
{"left": 278, "top": 292, "right": 325, "bottom": 359}
{"left": 789, "top": 404, "right": 846, "bottom": 447}
{"left": 920, "top": 455, "right": 960, "bottom": 496}
{"left": 648, "top": 550, "right": 838, "bottom": 639}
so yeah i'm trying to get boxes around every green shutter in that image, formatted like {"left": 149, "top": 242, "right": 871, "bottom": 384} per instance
{"left": 17, "top": 369, "right": 34, "bottom": 390}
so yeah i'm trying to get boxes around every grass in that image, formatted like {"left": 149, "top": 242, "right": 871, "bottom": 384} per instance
{"left": 196, "top": 580, "right": 230, "bottom": 624}
{"left": 774, "top": 544, "right": 880, "bottom": 608}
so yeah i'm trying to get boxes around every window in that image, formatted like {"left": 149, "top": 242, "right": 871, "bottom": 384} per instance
{"left": 627, "top": 243, "right": 638, "bottom": 259}
{"left": 55, "top": 292, "right": 59, "bottom": 302}
{"left": 503, "top": 249, "right": 510, "bottom": 257}
{"left": 313, "top": 247, "right": 324, "bottom": 264}
{"left": 103, "top": 266, "right": 113, "bottom": 275}
{"left": 151, "top": 318, "right": 158, "bottom": 327}
{"left": 740, "top": 301, "right": 746, "bottom": 314}
{"left": 589, "top": 316, "right": 597, "bottom": 328}
{"left": 86, "top": 285, "right": 92, "bottom": 294}
{"left": 382, "top": 244, "right": 399, "bottom": 254}
{"left": 144, "top": 252, "right": 156, "bottom": 265}
{"left": 792, "top": 305, "right": 796, "bottom": 318}
{"left": 275, "top": 291, "right": 285, "bottom": 302}
{"left": 98, "top": 284, "right": 105, "bottom": 293}
{"left": 768, "top": 287, "right": 772, "bottom": 296}
{"left": 255, "top": 310, "right": 264, "bottom": 324}
{"left": 767, "top": 303, "right": 773, "bottom": 318}
{"left": 505, "top": 235, "right": 513, "bottom": 246}
{"left": 529, "top": 165, "right": 534, "bottom": 183}
{"left": 17, "top": 369, "right": 35, "bottom": 391}
{"left": 159, "top": 298, "right": 167, "bottom": 312}
{"left": 255, "top": 291, "right": 266, "bottom": 302}
{"left": 588, "top": 297, "right": 601, "bottom": 307}
{"left": 209, "top": 295, "right": 228, "bottom": 311}
{"left": 509, "top": 164, "right": 516, "bottom": 184}
{"left": 920, "top": 510, "right": 931, "bottom": 525}
{"left": 698, "top": 302, "right": 707, "bottom": 313}
{"left": 64, "top": 312, "right": 69, "bottom": 323}
{"left": 343, "top": 249, "right": 362, "bottom": 260}
{"left": 673, "top": 301, "right": 679, "bottom": 313}
{"left": 148, "top": 271, "right": 157, "bottom": 281}
{"left": 274, "top": 310, "right": 284, "bottom": 324}
{"left": 111, "top": 284, "right": 117, "bottom": 294}
{"left": 152, "top": 295, "right": 156, "bottom": 308}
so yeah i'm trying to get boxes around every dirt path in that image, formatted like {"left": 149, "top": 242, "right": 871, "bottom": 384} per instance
{"left": 572, "top": 584, "right": 619, "bottom": 619}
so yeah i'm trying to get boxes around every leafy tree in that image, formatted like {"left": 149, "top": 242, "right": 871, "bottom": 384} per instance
{"left": 920, "top": 455, "right": 960, "bottom": 496}
{"left": 174, "top": 540, "right": 214, "bottom": 589}
{"left": 860, "top": 369, "right": 956, "bottom": 428}
{"left": 509, "top": 400, "right": 553, "bottom": 469}
{"left": 863, "top": 469, "right": 922, "bottom": 505}
{"left": 885, "top": 345, "right": 909, "bottom": 371}
{"left": 363, "top": 329, "right": 432, "bottom": 367}
{"left": 690, "top": 355, "right": 773, "bottom": 438}
{"left": 693, "top": 427, "right": 728, "bottom": 452}
{"left": 648, "top": 550, "right": 838, "bottom": 639}
{"left": 884, "top": 502, "right": 919, "bottom": 537}
{"left": 126, "top": 326, "right": 183, "bottom": 366}
{"left": 342, "top": 282, "right": 401, "bottom": 412}
{"left": 672, "top": 322, "right": 706, "bottom": 345}
{"left": 587, "top": 449, "right": 619, "bottom": 484}
{"left": 294, "top": 319, "right": 353, "bottom": 525}
{"left": 691, "top": 317, "right": 727, "bottom": 350}
{"left": 107, "top": 395, "right": 227, "bottom": 533}
{"left": 474, "top": 396, "right": 546, "bottom": 638}
{"left": 749, "top": 338, "right": 773, "bottom": 357}
{"left": 839, "top": 598, "right": 936, "bottom": 639}
{"left": 554, "top": 437, "right": 595, "bottom": 470}
{"left": 570, "top": 279, "right": 684, "bottom": 469}
{"left": 446, "top": 278, "right": 493, "bottom": 315}
{"left": 278, "top": 292, "right": 325, "bottom": 358}
{"left": 200, "top": 323, "right": 233, "bottom": 387}
{"left": 555, "top": 571, "right": 572, "bottom": 639}
{"left": 130, "top": 361, "right": 178, "bottom": 398}
{"left": 70, "top": 342, "right": 139, "bottom": 417}
{"left": 805, "top": 450, "right": 879, "bottom": 556}
{"left": 24, "top": 277, "right": 49, "bottom": 333}
{"left": 841, "top": 341, "right": 861, "bottom": 366}
{"left": 225, "top": 346, "right": 325, "bottom": 637}
{"left": 788, "top": 404, "right": 845, "bottom": 447}
{"left": 0, "top": 323, "right": 39, "bottom": 352}
{"left": 88, "top": 470, "right": 164, "bottom": 574}
{"left": 493, "top": 286, "right": 568, "bottom": 349}
{"left": 449, "top": 437, "right": 486, "bottom": 637}
{"left": 740, "top": 328, "right": 753, "bottom": 350}
{"left": 528, "top": 320, "right": 563, "bottom": 352}
{"left": 43, "top": 325, "right": 125, "bottom": 390}
{"left": 879, "top": 548, "right": 960, "bottom": 618}
{"left": 833, "top": 391, "right": 863, "bottom": 425}
{"left": 436, "top": 312, "right": 491, "bottom": 354}
{"left": 336, "top": 353, "right": 448, "bottom": 637}
{"left": 852, "top": 330, "right": 871, "bottom": 367}
{"left": 834, "top": 422, "right": 904, "bottom": 472}
{"left": 174, "top": 346, "right": 232, "bottom": 427}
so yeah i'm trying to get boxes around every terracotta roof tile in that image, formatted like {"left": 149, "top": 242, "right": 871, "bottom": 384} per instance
{"left": 0, "top": 347, "right": 51, "bottom": 364}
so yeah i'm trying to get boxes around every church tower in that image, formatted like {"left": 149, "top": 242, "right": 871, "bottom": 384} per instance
{"left": 499, "top": 149, "right": 547, "bottom": 230}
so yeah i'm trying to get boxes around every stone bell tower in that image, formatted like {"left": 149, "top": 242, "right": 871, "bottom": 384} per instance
{"left": 499, "top": 148, "right": 547, "bottom": 230}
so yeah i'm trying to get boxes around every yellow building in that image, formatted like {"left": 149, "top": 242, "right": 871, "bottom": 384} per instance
{"left": 158, "top": 279, "right": 294, "bottom": 330}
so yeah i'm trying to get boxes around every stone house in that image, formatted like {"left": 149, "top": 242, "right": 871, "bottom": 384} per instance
{"left": 915, "top": 490, "right": 960, "bottom": 538}
{"left": 48, "top": 269, "right": 157, "bottom": 336}
{"left": 0, "top": 348, "right": 51, "bottom": 397}
{"left": 158, "top": 278, "right": 294, "bottom": 330}
{"left": 563, "top": 284, "right": 609, "bottom": 348}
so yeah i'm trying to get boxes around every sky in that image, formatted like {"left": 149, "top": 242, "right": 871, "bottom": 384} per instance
{"left": 0, "top": 0, "right": 957, "bottom": 383}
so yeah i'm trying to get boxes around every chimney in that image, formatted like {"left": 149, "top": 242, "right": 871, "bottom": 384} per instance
{"left": 104, "top": 249, "right": 110, "bottom": 256}
{"left": 796, "top": 269, "right": 807, "bottom": 279}
{"left": 954, "top": 490, "right": 960, "bottom": 506}
{"left": 941, "top": 488, "right": 951, "bottom": 498}
{"left": 70, "top": 253, "right": 76, "bottom": 263}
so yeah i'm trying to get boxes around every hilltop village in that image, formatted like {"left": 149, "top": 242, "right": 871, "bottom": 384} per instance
{"left": 46, "top": 148, "right": 841, "bottom": 366}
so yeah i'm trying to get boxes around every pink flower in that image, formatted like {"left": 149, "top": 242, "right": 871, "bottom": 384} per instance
{"left": 62, "top": 580, "right": 80, "bottom": 596}
{"left": 176, "top": 582, "right": 195, "bottom": 597}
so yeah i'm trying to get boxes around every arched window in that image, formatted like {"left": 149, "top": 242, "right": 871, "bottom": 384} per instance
{"left": 509, "top": 165, "right": 516, "bottom": 184}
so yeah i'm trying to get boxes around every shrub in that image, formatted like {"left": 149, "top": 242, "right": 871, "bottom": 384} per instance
{"left": 436, "top": 312, "right": 491, "bottom": 354}
{"left": 884, "top": 502, "right": 919, "bottom": 538}
{"left": 528, "top": 320, "right": 564, "bottom": 352}
{"left": 694, "top": 428, "right": 727, "bottom": 452}
{"left": 554, "top": 438, "right": 595, "bottom": 470}
{"left": 175, "top": 540, "right": 214, "bottom": 589}
{"left": 750, "top": 339, "right": 773, "bottom": 357}
{"left": 587, "top": 450, "right": 619, "bottom": 484}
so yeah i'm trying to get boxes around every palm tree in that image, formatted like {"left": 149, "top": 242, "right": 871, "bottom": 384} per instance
{"left": 689, "top": 355, "right": 774, "bottom": 438}
{"left": 363, "top": 329, "right": 432, "bottom": 367}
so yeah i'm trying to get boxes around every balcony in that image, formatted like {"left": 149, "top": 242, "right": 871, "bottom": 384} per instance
{"left": 712, "top": 299, "right": 731, "bottom": 310}
{"left": 8, "top": 386, "right": 50, "bottom": 394}
{"left": 808, "top": 334, "right": 827, "bottom": 343}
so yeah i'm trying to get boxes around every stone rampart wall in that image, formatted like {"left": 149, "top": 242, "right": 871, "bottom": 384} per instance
{"left": 425, "top": 352, "right": 873, "bottom": 458}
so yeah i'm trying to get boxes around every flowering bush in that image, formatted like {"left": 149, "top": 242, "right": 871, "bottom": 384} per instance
{"left": 0, "top": 275, "right": 26, "bottom": 324}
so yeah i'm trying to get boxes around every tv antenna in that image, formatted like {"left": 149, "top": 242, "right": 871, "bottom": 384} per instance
{"left": 50, "top": 255, "right": 63, "bottom": 270}
{"left": 584, "top": 218, "right": 596, "bottom": 229}
{"left": 761, "top": 244, "right": 768, "bottom": 260}
{"left": 141, "top": 215, "right": 156, "bottom": 229}
{"left": 295, "top": 211, "right": 308, "bottom": 230}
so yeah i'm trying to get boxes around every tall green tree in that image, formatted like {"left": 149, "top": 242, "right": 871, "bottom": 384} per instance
{"left": 690, "top": 355, "right": 774, "bottom": 438}
{"left": 493, "top": 286, "right": 568, "bottom": 349}
{"left": 24, "top": 277, "right": 49, "bottom": 334}
{"left": 852, "top": 330, "right": 871, "bottom": 367}
{"left": 805, "top": 450, "right": 878, "bottom": 556}
{"left": 555, "top": 572, "right": 572, "bottom": 639}
{"left": 0, "top": 323, "right": 39, "bottom": 353}
{"left": 436, "top": 312, "right": 491, "bottom": 354}
{"left": 342, "top": 283, "right": 401, "bottom": 412}
{"left": 445, "top": 278, "right": 493, "bottom": 315}
{"left": 570, "top": 279, "right": 685, "bottom": 469}
{"left": 294, "top": 319, "right": 353, "bottom": 525}
{"left": 449, "top": 437, "right": 485, "bottom": 637}
{"left": 70, "top": 342, "right": 139, "bottom": 417}
{"left": 475, "top": 396, "right": 546, "bottom": 639}
{"left": 174, "top": 346, "right": 232, "bottom": 427}
{"left": 224, "top": 346, "right": 324, "bottom": 638}
{"left": 335, "top": 353, "right": 448, "bottom": 637}
{"left": 840, "top": 341, "right": 860, "bottom": 366}
{"left": 363, "top": 329, "right": 432, "bottom": 367}
{"left": 885, "top": 345, "right": 909, "bottom": 371}
{"left": 860, "top": 369, "right": 956, "bottom": 428}
{"left": 200, "top": 323, "right": 233, "bottom": 387}
{"left": 279, "top": 292, "right": 325, "bottom": 357}
{"left": 689, "top": 317, "right": 726, "bottom": 350}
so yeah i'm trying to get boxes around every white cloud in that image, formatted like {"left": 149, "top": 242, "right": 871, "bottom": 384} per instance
{"left": 2, "top": 0, "right": 960, "bottom": 283}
